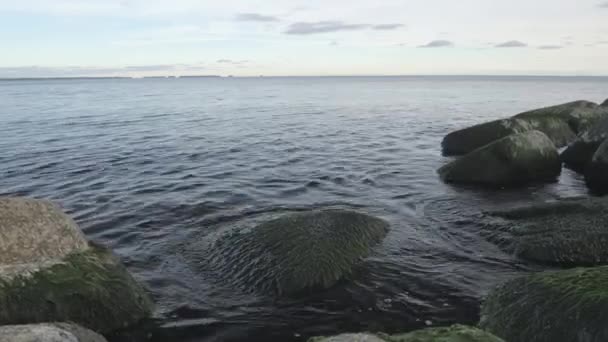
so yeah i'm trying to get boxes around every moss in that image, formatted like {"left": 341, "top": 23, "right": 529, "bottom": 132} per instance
{"left": 199, "top": 210, "right": 389, "bottom": 296}
{"left": 439, "top": 130, "right": 561, "bottom": 187}
{"left": 442, "top": 100, "right": 598, "bottom": 156}
{"left": 0, "top": 244, "right": 153, "bottom": 334}
{"left": 480, "top": 267, "right": 608, "bottom": 342}
{"left": 481, "top": 197, "right": 608, "bottom": 266}
{"left": 384, "top": 325, "right": 504, "bottom": 342}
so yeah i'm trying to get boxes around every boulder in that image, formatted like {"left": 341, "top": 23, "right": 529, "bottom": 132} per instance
{"left": 442, "top": 100, "right": 599, "bottom": 156}
{"left": 585, "top": 138, "right": 608, "bottom": 195}
{"left": 480, "top": 266, "right": 608, "bottom": 342}
{"left": 561, "top": 114, "right": 608, "bottom": 171}
{"left": 308, "top": 326, "right": 504, "bottom": 342}
{"left": 0, "top": 197, "right": 153, "bottom": 334}
{"left": 438, "top": 130, "right": 562, "bottom": 186}
{"left": 602, "top": 98, "right": 608, "bottom": 107}
{"left": 199, "top": 209, "right": 389, "bottom": 296}
{"left": 480, "top": 197, "right": 608, "bottom": 266}
{"left": 0, "top": 197, "right": 89, "bottom": 264}
{"left": 0, "top": 323, "right": 107, "bottom": 342}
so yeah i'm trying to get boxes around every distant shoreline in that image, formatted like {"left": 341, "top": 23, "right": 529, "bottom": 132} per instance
{"left": 1, "top": 75, "right": 608, "bottom": 81}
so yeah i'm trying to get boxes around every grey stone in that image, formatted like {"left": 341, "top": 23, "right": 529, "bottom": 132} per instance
{"left": 585, "top": 138, "right": 608, "bottom": 194}
{"left": 562, "top": 113, "right": 608, "bottom": 171}
{"left": 0, "top": 197, "right": 89, "bottom": 265}
{"left": 0, "top": 323, "right": 107, "bottom": 342}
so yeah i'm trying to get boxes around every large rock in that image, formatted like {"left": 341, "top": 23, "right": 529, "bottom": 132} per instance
{"left": 308, "top": 325, "right": 504, "bottom": 342}
{"left": 0, "top": 197, "right": 153, "bottom": 334}
{"left": 481, "top": 197, "right": 608, "bottom": 266}
{"left": 585, "top": 138, "right": 608, "bottom": 194}
{"left": 561, "top": 114, "right": 608, "bottom": 171}
{"left": 0, "top": 197, "right": 89, "bottom": 264}
{"left": 480, "top": 266, "right": 608, "bottom": 342}
{"left": 199, "top": 209, "right": 389, "bottom": 296}
{"left": 0, "top": 323, "right": 107, "bottom": 342}
{"left": 438, "top": 130, "right": 562, "bottom": 186}
{"left": 602, "top": 98, "right": 608, "bottom": 107}
{"left": 442, "top": 100, "right": 599, "bottom": 155}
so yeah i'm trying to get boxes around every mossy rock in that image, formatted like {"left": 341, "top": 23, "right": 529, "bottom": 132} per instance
{"left": 481, "top": 197, "right": 608, "bottom": 266}
{"left": 385, "top": 325, "right": 504, "bottom": 342}
{"left": 438, "top": 130, "right": 562, "bottom": 187}
{"left": 0, "top": 323, "right": 107, "bottom": 342}
{"left": 0, "top": 244, "right": 154, "bottom": 334}
{"left": 441, "top": 100, "right": 598, "bottom": 156}
{"left": 585, "top": 138, "right": 608, "bottom": 195}
{"left": 562, "top": 114, "right": 608, "bottom": 171}
{"left": 200, "top": 209, "right": 389, "bottom": 296}
{"left": 480, "top": 266, "right": 608, "bottom": 342}
{"left": 308, "top": 326, "right": 504, "bottom": 342}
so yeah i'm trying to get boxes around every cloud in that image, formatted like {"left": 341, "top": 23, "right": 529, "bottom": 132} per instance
{"left": 538, "top": 45, "right": 563, "bottom": 50}
{"left": 285, "top": 21, "right": 369, "bottom": 35}
{"left": 495, "top": 40, "right": 527, "bottom": 48}
{"left": 216, "top": 59, "right": 249, "bottom": 65}
{"left": 598, "top": 1, "right": 608, "bottom": 8}
{"left": 418, "top": 40, "right": 454, "bottom": 48}
{"left": 0, "top": 64, "right": 208, "bottom": 78}
{"left": 236, "top": 13, "right": 280, "bottom": 22}
{"left": 372, "top": 24, "right": 404, "bottom": 30}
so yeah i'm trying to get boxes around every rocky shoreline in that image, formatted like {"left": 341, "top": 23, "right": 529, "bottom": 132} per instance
{"left": 2, "top": 98, "right": 608, "bottom": 342}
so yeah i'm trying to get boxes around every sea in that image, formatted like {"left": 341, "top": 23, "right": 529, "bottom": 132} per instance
{"left": 1, "top": 76, "right": 607, "bottom": 341}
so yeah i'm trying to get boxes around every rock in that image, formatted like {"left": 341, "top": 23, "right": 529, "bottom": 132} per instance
{"left": 585, "top": 138, "right": 608, "bottom": 194}
{"left": 438, "top": 130, "right": 562, "bottom": 186}
{"left": 442, "top": 100, "right": 598, "bottom": 156}
{"left": 0, "top": 323, "right": 107, "bottom": 342}
{"left": 199, "top": 209, "right": 389, "bottom": 296}
{"left": 0, "top": 197, "right": 89, "bottom": 264}
{"left": 602, "top": 98, "right": 608, "bottom": 107}
{"left": 308, "top": 326, "right": 504, "bottom": 342}
{"left": 309, "top": 333, "right": 386, "bottom": 342}
{"left": 561, "top": 114, "right": 608, "bottom": 171}
{"left": 385, "top": 325, "right": 505, "bottom": 342}
{"left": 480, "top": 266, "right": 608, "bottom": 342}
{"left": 480, "top": 197, "right": 608, "bottom": 266}
{"left": 0, "top": 197, "right": 153, "bottom": 334}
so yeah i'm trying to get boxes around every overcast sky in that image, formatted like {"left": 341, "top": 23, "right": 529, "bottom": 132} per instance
{"left": 2, "top": 0, "right": 608, "bottom": 77}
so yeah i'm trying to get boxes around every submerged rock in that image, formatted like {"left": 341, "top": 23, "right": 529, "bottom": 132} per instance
{"left": 481, "top": 197, "right": 608, "bottom": 266}
{"left": 202, "top": 209, "right": 389, "bottom": 296}
{"left": 585, "top": 138, "right": 608, "bottom": 194}
{"left": 438, "top": 130, "right": 561, "bottom": 186}
{"left": 0, "top": 323, "right": 107, "bottom": 342}
{"left": 441, "top": 100, "right": 598, "bottom": 155}
{"left": 561, "top": 110, "right": 608, "bottom": 171}
{"left": 0, "top": 197, "right": 153, "bottom": 334}
{"left": 480, "top": 266, "right": 608, "bottom": 342}
{"left": 308, "top": 325, "right": 504, "bottom": 342}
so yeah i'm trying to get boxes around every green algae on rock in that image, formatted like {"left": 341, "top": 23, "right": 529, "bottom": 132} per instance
{"left": 201, "top": 209, "right": 389, "bottom": 296}
{"left": 308, "top": 325, "right": 504, "bottom": 342}
{"left": 585, "top": 138, "right": 608, "bottom": 195}
{"left": 441, "top": 100, "right": 599, "bottom": 156}
{"left": 438, "top": 130, "right": 562, "bottom": 187}
{"left": 480, "top": 267, "right": 608, "bottom": 342}
{"left": 0, "top": 244, "right": 154, "bottom": 334}
{"left": 0, "top": 323, "right": 108, "bottom": 342}
{"left": 480, "top": 197, "right": 608, "bottom": 266}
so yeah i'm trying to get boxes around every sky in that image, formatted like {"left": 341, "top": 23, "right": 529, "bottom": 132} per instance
{"left": 2, "top": 0, "right": 608, "bottom": 77}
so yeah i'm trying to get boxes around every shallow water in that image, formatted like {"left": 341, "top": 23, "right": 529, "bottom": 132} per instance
{"left": 1, "top": 76, "right": 607, "bottom": 341}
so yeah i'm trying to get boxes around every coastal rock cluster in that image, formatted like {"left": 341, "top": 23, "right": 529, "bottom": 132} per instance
{"left": 439, "top": 98, "right": 608, "bottom": 192}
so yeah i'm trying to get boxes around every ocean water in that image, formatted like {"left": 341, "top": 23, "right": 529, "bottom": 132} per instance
{"left": 1, "top": 76, "right": 607, "bottom": 341}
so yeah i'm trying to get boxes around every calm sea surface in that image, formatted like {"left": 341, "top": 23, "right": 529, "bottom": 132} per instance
{"left": 2, "top": 76, "right": 607, "bottom": 341}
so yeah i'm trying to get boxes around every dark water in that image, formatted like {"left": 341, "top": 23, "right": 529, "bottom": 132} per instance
{"left": 1, "top": 76, "right": 607, "bottom": 341}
